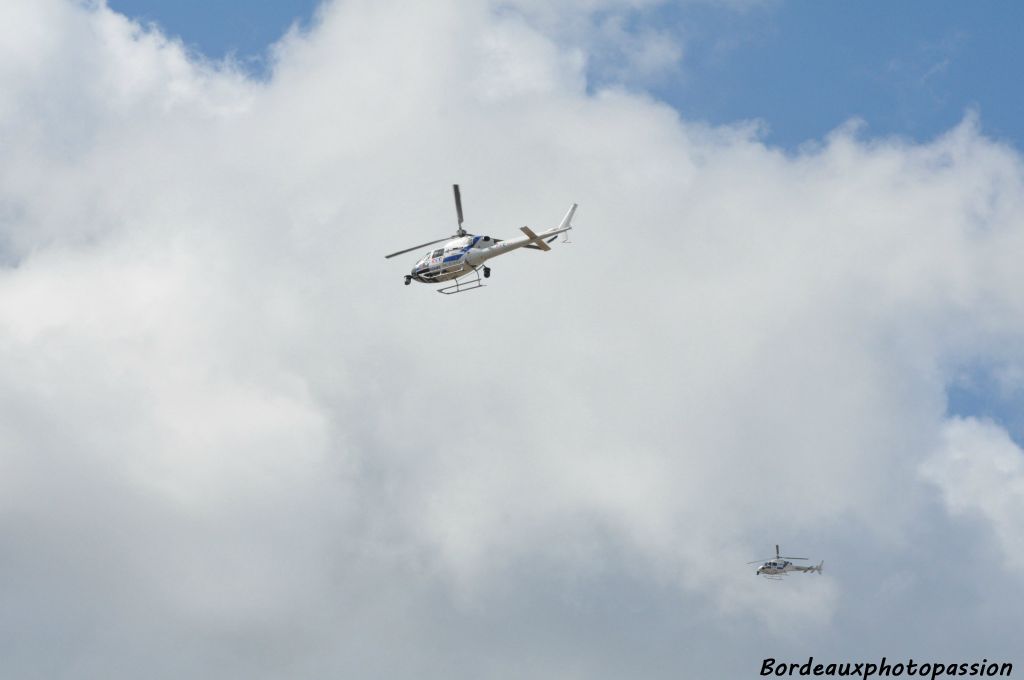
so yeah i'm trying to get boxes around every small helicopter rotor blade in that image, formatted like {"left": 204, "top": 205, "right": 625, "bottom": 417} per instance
{"left": 747, "top": 559, "right": 772, "bottom": 564}
{"left": 384, "top": 236, "right": 453, "bottom": 259}
{"left": 453, "top": 184, "right": 465, "bottom": 235}
{"left": 773, "top": 544, "right": 808, "bottom": 560}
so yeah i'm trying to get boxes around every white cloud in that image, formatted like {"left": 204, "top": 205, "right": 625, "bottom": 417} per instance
{"left": 1, "top": 0, "right": 1024, "bottom": 677}
{"left": 922, "top": 417, "right": 1024, "bottom": 568}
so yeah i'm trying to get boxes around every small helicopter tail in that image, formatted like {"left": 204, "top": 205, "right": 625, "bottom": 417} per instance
{"left": 558, "top": 203, "right": 578, "bottom": 231}
{"left": 553, "top": 202, "right": 578, "bottom": 244}
{"left": 815, "top": 561, "right": 824, "bottom": 574}
{"left": 526, "top": 203, "right": 578, "bottom": 247}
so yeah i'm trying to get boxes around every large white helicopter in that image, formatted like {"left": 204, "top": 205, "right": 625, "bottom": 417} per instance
{"left": 385, "top": 185, "right": 577, "bottom": 294}
{"left": 748, "top": 545, "right": 823, "bottom": 579}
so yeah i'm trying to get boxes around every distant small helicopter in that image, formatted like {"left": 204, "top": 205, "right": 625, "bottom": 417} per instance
{"left": 385, "top": 185, "right": 577, "bottom": 294}
{"left": 748, "top": 545, "right": 823, "bottom": 579}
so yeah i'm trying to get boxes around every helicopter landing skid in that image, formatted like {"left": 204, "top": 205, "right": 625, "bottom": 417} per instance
{"left": 437, "top": 267, "right": 485, "bottom": 295}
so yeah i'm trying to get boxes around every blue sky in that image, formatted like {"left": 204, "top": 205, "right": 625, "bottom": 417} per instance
{"left": 661, "top": 1, "right": 1024, "bottom": 148}
{"left": 107, "top": 0, "right": 321, "bottom": 68}
{"left": 109, "top": 0, "right": 1024, "bottom": 149}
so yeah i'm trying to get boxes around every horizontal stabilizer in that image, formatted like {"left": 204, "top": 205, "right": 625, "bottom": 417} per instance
{"left": 524, "top": 235, "right": 558, "bottom": 250}
{"left": 520, "top": 226, "right": 552, "bottom": 251}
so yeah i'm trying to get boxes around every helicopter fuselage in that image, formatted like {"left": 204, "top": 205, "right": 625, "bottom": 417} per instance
{"left": 755, "top": 559, "right": 823, "bottom": 577}
{"left": 409, "top": 227, "right": 570, "bottom": 284}
{"left": 756, "top": 560, "right": 794, "bottom": 576}
{"left": 409, "top": 234, "right": 497, "bottom": 284}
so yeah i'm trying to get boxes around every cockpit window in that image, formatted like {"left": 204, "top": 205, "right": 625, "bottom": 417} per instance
{"left": 431, "top": 249, "right": 443, "bottom": 258}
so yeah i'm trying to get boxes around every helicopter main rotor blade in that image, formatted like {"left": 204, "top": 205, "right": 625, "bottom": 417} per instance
{"left": 775, "top": 545, "right": 808, "bottom": 560}
{"left": 453, "top": 184, "right": 465, "bottom": 235}
{"left": 384, "top": 236, "right": 454, "bottom": 259}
